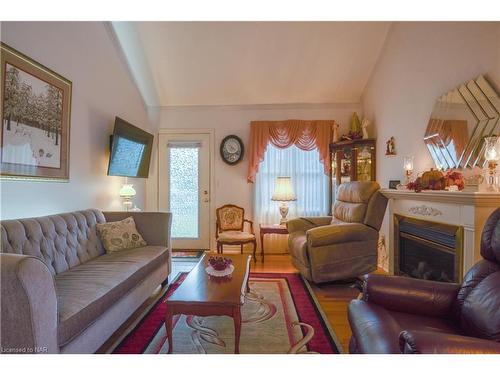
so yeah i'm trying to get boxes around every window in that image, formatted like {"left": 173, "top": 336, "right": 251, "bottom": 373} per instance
{"left": 168, "top": 146, "right": 199, "bottom": 238}
{"left": 254, "top": 144, "right": 329, "bottom": 226}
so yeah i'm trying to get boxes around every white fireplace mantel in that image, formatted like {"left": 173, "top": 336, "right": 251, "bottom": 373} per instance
{"left": 381, "top": 188, "right": 500, "bottom": 278}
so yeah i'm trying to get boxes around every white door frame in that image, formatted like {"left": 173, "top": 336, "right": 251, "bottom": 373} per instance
{"left": 157, "top": 128, "right": 215, "bottom": 251}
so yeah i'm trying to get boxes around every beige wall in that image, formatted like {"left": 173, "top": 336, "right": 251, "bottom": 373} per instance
{"left": 3, "top": 21, "right": 497, "bottom": 236}
{"left": 362, "top": 21, "right": 500, "bottom": 269}
{"left": 0, "top": 22, "right": 152, "bottom": 219}
{"left": 147, "top": 103, "right": 362, "bottom": 220}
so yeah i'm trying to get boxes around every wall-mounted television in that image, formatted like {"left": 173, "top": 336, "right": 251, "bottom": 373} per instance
{"left": 107, "top": 117, "right": 154, "bottom": 178}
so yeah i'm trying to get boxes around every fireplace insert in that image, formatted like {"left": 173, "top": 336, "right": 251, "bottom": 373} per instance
{"left": 394, "top": 215, "right": 463, "bottom": 283}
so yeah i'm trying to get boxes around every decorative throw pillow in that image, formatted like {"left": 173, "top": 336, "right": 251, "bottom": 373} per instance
{"left": 96, "top": 216, "right": 147, "bottom": 253}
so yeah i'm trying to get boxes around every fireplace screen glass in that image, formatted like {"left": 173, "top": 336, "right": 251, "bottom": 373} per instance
{"left": 399, "top": 235, "right": 455, "bottom": 282}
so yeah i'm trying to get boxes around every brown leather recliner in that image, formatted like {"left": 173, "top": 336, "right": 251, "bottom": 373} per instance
{"left": 348, "top": 208, "right": 500, "bottom": 354}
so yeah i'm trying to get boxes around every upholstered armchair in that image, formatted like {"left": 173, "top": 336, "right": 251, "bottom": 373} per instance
{"left": 216, "top": 204, "right": 257, "bottom": 261}
{"left": 286, "top": 181, "right": 388, "bottom": 283}
{"left": 348, "top": 208, "right": 500, "bottom": 354}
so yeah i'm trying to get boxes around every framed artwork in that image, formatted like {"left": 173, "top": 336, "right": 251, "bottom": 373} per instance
{"left": 1, "top": 42, "right": 72, "bottom": 181}
{"left": 389, "top": 180, "right": 401, "bottom": 189}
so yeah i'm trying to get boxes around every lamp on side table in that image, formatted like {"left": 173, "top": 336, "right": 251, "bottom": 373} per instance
{"left": 271, "top": 176, "right": 297, "bottom": 224}
{"left": 119, "top": 183, "right": 136, "bottom": 211}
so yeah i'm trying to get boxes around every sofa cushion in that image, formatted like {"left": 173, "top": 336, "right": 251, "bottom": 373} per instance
{"left": 348, "top": 299, "right": 403, "bottom": 353}
{"left": 55, "top": 245, "right": 168, "bottom": 346}
{"left": 348, "top": 299, "right": 459, "bottom": 354}
{"left": 390, "top": 310, "right": 459, "bottom": 335}
{"left": 480, "top": 207, "right": 500, "bottom": 263}
{"left": 333, "top": 182, "right": 380, "bottom": 223}
{"left": 336, "top": 181, "right": 380, "bottom": 203}
{"left": 453, "top": 259, "right": 500, "bottom": 322}
{"left": 288, "top": 232, "right": 309, "bottom": 267}
{"left": 363, "top": 190, "right": 388, "bottom": 231}
{"left": 308, "top": 240, "right": 378, "bottom": 283}
{"left": 460, "top": 271, "right": 500, "bottom": 341}
{"left": 96, "top": 216, "right": 147, "bottom": 253}
{"left": 332, "top": 201, "right": 367, "bottom": 223}
{"left": 307, "top": 222, "right": 379, "bottom": 247}
{"left": 217, "top": 231, "right": 255, "bottom": 243}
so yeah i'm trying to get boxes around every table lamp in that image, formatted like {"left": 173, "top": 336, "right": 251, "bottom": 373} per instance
{"left": 484, "top": 136, "right": 499, "bottom": 191}
{"left": 403, "top": 156, "right": 414, "bottom": 184}
{"left": 119, "top": 183, "right": 136, "bottom": 211}
{"left": 271, "top": 176, "right": 297, "bottom": 224}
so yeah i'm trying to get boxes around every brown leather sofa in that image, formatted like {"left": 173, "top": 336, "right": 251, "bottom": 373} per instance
{"left": 348, "top": 207, "right": 500, "bottom": 354}
{"left": 287, "top": 181, "right": 388, "bottom": 283}
{"left": 1, "top": 209, "right": 172, "bottom": 354}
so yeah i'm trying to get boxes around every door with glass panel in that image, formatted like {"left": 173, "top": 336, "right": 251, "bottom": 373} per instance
{"left": 158, "top": 133, "right": 211, "bottom": 249}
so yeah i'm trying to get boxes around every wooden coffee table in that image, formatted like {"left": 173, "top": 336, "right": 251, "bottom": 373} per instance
{"left": 164, "top": 254, "right": 251, "bottom": 354}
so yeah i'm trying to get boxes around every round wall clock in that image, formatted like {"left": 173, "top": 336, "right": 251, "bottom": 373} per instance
{"left": 220, "top": 135, "right": 244, "bottom": 165}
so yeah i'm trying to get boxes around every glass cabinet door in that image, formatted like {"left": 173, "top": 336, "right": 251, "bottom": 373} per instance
{"left": 339, "top": 147, "right": 352, "bottom": 184}
{"left": 329, "top": 139, "right": 376, "bottom": 210}
{"left": 356, "top": 144, "right": 374, "bottom": 181}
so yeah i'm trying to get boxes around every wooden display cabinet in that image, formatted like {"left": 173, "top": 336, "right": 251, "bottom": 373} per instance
{"left": 329, "top": 139, "right": 376, "bottom": 209}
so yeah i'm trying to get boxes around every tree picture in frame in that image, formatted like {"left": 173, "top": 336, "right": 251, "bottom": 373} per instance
{"left": 1, "top": 42, "right": 72, "bottom": 180}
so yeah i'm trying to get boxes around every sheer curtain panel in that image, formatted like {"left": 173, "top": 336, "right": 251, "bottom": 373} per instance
{"left": 254, "top": 144, "right": 329, "bottom": 253}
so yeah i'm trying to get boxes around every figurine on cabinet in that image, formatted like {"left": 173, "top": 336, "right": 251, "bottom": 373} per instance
{"left": 361, "top": 118, "right": 370, "bottom": 139}
{"left": 332, "top": 122, "right": 340, "bottom": 143}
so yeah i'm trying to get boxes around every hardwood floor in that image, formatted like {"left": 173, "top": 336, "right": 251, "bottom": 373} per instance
{"left": 98, "top": 251, "right": 385, "bottom": 353}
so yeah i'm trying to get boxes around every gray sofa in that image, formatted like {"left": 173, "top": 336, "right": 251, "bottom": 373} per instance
{"left": 0, "top": 209, "right": 172, "bottom": 354}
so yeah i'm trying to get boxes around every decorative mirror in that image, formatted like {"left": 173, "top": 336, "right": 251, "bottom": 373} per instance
{"left": 425, "top": 75, "right": 500, "bottom": 170}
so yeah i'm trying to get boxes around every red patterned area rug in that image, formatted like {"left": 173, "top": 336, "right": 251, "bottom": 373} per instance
{"left": 113, "top": 273, "right": 342, "bottom": 354}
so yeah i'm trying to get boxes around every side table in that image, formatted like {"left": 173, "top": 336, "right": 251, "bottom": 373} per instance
{"left": 259, "top": 224, "right": 289, "bottom": 262}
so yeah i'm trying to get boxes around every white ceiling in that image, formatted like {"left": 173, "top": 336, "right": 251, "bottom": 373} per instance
{"left": 111, "top": 22, "right": 391, "bottom": 107}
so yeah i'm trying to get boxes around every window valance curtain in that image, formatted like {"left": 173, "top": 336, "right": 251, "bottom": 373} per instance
{"left": 247, "top": 119, "right": 336, "bottom": 183}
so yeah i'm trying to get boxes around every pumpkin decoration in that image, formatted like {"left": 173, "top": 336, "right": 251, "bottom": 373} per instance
{"left": 420, "top": 169, "right": 446, "bottom": 190}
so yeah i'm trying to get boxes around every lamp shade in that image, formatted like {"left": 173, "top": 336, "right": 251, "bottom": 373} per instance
{"left": 403, "top": 156, "right": 414, "bottom": 171}
{"left": 271, "top": 177, "right": 297, "bottom": 201}
{"left": 484, "top": 136, "right": 499, "bottom": 161}
{"left": 119, "top": 184, "right": 136, "bottom": 198}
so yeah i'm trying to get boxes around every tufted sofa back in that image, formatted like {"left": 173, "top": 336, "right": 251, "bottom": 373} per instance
{"left": 1, "top": 209, "right": 106, "bottom": 275}
{"left": 453, "top": 208, "right": 500, "bottom": 342}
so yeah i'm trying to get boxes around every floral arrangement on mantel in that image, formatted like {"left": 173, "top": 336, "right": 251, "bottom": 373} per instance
{"left": 406, "top": 168, "right": 465, "bottom": 192}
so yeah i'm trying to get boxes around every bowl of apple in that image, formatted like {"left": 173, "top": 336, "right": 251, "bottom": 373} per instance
{"left": 205, "top": 256, "right": 234, "bottom": 277}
